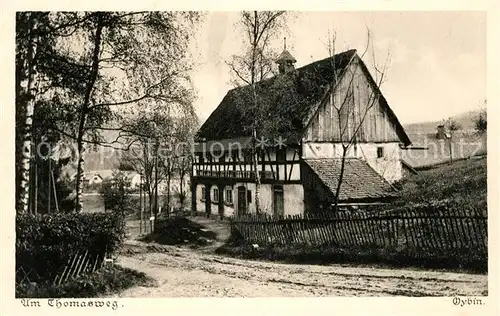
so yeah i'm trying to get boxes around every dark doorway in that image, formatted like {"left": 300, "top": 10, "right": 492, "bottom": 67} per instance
{"left": 273, "top": 185, "right": 284, "bottom": 217}
{"left": 205, "top": 185, "right": 211, "bottom": 217}
{"left": 237, "top": 186, "right": 247, "bottom": 216}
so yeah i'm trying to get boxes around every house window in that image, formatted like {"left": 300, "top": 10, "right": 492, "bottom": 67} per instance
{"left": 213, "top": 187, "right": 219, "bottom": 203}
{"left": 377, "top": 146, "right": 384, "bottom": 158}
{"left": 225, "top": 188, "right": 233, "bottom": 204}
{"left": 247, "top": 190, "right": 252, "bottom": 204}
{"left": 201, "top": 186, "right": 206, "bottom": 201}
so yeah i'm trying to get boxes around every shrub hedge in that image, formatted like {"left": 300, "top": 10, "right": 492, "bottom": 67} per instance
{"left": 16, "top": 211, "right": 126, "bottom": 283}
{"left": 16, "top": 265, "right": 154, "bottom": 298}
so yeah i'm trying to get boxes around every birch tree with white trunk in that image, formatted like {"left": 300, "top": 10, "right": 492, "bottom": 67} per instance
{"left": 226, "top": 11, "right": 290, "bottom": 214}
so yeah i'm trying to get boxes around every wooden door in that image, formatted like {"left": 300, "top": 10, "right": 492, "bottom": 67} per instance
{"left": 273, "top": 186, "right": 284, "bottom": 217}
{"left": 237, "top": 186, "right": 247, "bottom": 216}
{"left": 205, "top": 185, "right": 211, "bottom": 217}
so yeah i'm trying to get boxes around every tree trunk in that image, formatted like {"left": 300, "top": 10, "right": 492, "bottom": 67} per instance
{"left": 48, "top": 158, "right": 52, "bottom": 213}
{"left": 252, "top": 126, "right": 261, "bottom": 214}
{"left": 449, "top": 136, "right": 453, "bottom": 164}
{"left": 75, "top": 142, "right": 85, "bottom": 212}
{"left": 153, "top": 142, "right": 159, "bottom": 230}
{"left": 250, "top": 13, "right": 261, "bottom": 214}
{"left": 17, "top": 14, "right": 39, "bottom": 214}
{"left": 139, "top": 174, "right": 143, "bottom": 234}
{"left": 33, "top": 141, "right": 38, "bottom": 214}
{"left": 334, "top": 149, "right": 348, "bottom": 210}
{"left": 166, "top": 168, "right": 171, "bottom": 215}
{"left": 179, "top": 164, "right": 186, "bottom": 210}
{"left": 148, "top": 185, "right": 153, "bottom": 218}
{"left": 75, "top": 15, "right": 103, "bottom": 212}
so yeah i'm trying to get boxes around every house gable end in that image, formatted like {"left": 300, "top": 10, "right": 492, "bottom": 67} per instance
{"left": 302, "top": 54, "right": 411, "bottom": 145}
{"left": 196, "top": 49, "right": 358, "bottom": 143}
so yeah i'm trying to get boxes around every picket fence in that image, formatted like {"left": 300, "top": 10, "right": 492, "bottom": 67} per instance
{"left": 229, "top": 209, "right": 488, "bottom": 255}
{"left": 16, "top": 251, "right": 109, "bottom": 286}
{"left": 52, "top": 251, "right": 109, "bottom": 285}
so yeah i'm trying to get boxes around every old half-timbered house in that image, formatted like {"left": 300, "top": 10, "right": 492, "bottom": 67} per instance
{"left": 191, "top": 48, "right": 412, "bottom": 218}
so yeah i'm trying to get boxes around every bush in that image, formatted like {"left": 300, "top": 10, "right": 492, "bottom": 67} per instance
{"left": 391, "top": 158, "right": 487, "bottom": 211}
{"left": 100, "top": 170, "right": 133, "bottom": 213}
{"left": 16, "top": 265, "right": 155, "bottom": 298}
{"left": 16, "top": 211, "right": 126, "bottom": 283}
{"left": 140, "top": 217, "right": 216, "bottom": 245}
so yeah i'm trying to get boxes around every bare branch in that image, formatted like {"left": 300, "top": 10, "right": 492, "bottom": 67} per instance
{"left": 226, "top": 60, "right": 252, "bottom": 86}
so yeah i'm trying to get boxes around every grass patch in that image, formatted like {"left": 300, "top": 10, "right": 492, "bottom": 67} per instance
{"left": 216, "top": 242, "right": 487, "bottom": 274}
{"left": 16, "top": 265, "right": 155, "bottom": 298}
{"left": 392, "top": 157, "right": 487, "bottom": 212}
{"left": 81, "top": 194, "right": 105, "bottom": 213}
{"left": 140, "top": 217, "right": 217, "bottom": 246}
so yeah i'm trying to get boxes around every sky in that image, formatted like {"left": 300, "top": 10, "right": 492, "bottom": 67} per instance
{"left": 188, "top": 11, "right": 486, "bottom": 125}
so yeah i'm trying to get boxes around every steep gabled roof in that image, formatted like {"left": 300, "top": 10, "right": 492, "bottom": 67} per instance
{"left": 304, "top": 158, "right": 398, "bottom": 201}
{"left": 197, "top": 49, "right": 357, "bottom": 142}
{"left": 197, "top": 49, "right": 411, "bottom": 146}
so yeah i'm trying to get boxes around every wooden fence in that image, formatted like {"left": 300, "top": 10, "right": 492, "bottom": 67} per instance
{"left": 16, "top": 250, "right": 108, "bottom": 286}
{"left": 52, "top": 251, "right": 109, "bottom": 285}
{"left": 229, "top": 208, "right": 488, "bottom": 256}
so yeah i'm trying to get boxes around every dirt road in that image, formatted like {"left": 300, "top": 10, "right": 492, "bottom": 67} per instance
{"left": 109, "top": 241, "right": 487, "bottom": 297}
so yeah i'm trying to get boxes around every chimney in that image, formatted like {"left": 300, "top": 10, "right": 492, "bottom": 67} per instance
{"left": 436, "top": 125, "right": 446, "bottom": 140}
{"left": 276, "top": 37, "right": 297, "bottom": 74}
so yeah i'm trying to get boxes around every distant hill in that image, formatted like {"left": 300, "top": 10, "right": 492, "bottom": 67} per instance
{"left": 85, "top": 147, "right": 121, "bottom": 171}
{"left": 83, "top": 109, "right": 485, "bottom": 172}
{"left": 401, "top": 109, "right": 487, "bottom": 169}
{"left": 403, "top": 109, "right": 482, "bottom": 134}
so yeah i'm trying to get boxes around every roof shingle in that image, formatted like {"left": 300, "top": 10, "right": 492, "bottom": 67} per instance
{"left": 197, "top": 49, "right": 411, "bottom": 146}
{"left": 197, "top": 49, "right": 358, "bottom": 141}
{"left": 305, "top": 158, "right": 398, "bottom": 201}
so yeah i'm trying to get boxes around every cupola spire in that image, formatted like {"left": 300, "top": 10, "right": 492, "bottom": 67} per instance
{"left": 276, "top": 37, "right": 296, "bottom": 74}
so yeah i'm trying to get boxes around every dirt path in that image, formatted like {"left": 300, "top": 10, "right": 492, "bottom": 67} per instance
{"left": 108, "top": 242, "right": 487, "bottom": 297}
{"left": 107, "top": 216, "right": 487, "bottom": 297}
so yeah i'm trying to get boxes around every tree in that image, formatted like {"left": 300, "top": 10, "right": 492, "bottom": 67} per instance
{"left": 16, "top": 12, "right": 107, "bottom": 214}
{"left": 16, "top": 12, "right": 42, "bottom": 213}
{"left": 121, "top": 114, "right": 172, "bottom": 220}
{"left": 320, "top": 28, "right": 392, "bottom": 208}
{"left": 445, "top": 117, "right": 462, "bottom": 163}
{"left": 227, "top": 11, "right": 289, "bottom": 214}
{"left": 175, "top": 155, "right": 192, "bottom": 211}
{"left": 100, "top": 169, "right": 132, "bottom": 215}
{"left": 474, "top": 102, "right": 487, "bottom": 135}
{"left": 16, "top": 12, "right": 201, "bottom": 213}
{"left": 121, "top": 106, "right": 197, "bottom": 223}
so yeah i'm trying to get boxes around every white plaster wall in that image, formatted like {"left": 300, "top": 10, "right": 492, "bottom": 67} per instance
{"left": 258, "top": 184, "right": 274, "bottom": 215}
{"left": 302, "top": 142, "right": 403, "bottom": 183}
{"left": 195, "top": 184, "right": 206, "bottom": 213}
{"left": 359, "top": 143, "right": 402, "bottom": 183}
{"left": 195, "top": 184, "right": 237, "bottom": 217}
{"left": 284, "top": 184, "right": 304, "bottom": 216}
{"left": 196, "top": 182, "right": 305, "bottom": 216}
